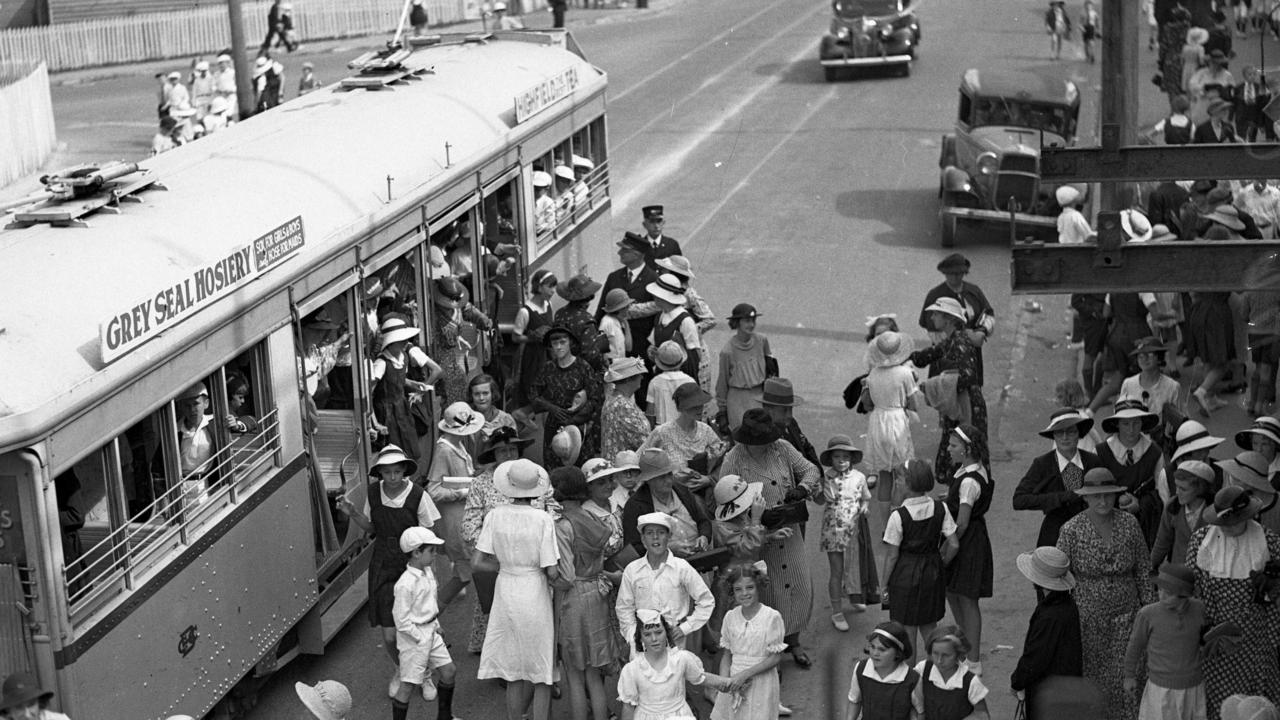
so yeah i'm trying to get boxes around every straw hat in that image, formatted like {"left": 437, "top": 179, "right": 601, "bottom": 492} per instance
{"left": 1149, "top": 223, "right": 1178, "bottom": 242}
{"left": 295, "top": 681, "right": 352, "bottom": 720}
{"left": 1101, "top": 397, "right": 1159, "bottom": 434}
{"left": 1236, "top": 416, "right": 1280, "bottom": 450}
{"left": 601, "top": 288, "right": 633, "bottom": 314}
{"left": 438, "top": 401, "right": 485, "bottom": 436}
{"left": 1016, "top": 546, "right": 1076, "bottom": 591}
{"left": 1121, "top": 208, "right": 1153, "bottom": 242}
{"left": 1075, "top": 467, "right": 1124, "bottom": 495}
{"left": 820, "top": 434, "right": 864, "bottom": 466}
{"left": 1038, "top": 407, "right": 1094, "bottom": 439}
{"left": 1220, "top": 451, "right": 1276, "bottom": 497}
{"left": 634, "top": 447, "right": 675, "bottom": 484}
{"left": 1187, "top": 27, "right": 1209, "bottom": 45}
{"left": 1206, "top": 205, "right": 1246, "bottom": 231}
{"left": 371, "top": 444, "right": 418, "bottom": 478}
{"left": 432, "top": 276, "right": 468, "bottom": 309}
{"left": 1171, "top": 420, "right": 1224, "bottom": 462}
{"left": 613, "top": 450, "right": 639, "bottom": 471}
{"left": 656, "top": 254, "right": 696, "bottom": 280}
{"left": 924, "top": 297, "right": 968, "bottom": 324}
{"left": 646, "top": 273, "right": 687, "bottom": 305}
{"left": 493, "top": 458, "right": 550, "bottom": 499}
{"left": 604, "top": 356, "right": 647, "bottom": 383}
{"left": 378, "top": 316, "right": 420, "bottom": 347}
{"left": 653, "top": 340, "right": 688, "bottom": 371}
{"left": 581, "top": 457, "right": 631, "bottom": 484}
{"left": 713, "top": 475, "right": 762, "bottom": 521}
{"left": 866, "top": 331, "right": 914, "bottom": 369}
{"left": 1202, "top": 485, "right": 1266, "bottom": 526}
{"left": 551, "top": 425, "right": 583, "bottom": 466}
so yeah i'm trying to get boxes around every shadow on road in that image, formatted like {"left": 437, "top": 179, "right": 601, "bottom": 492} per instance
{"left": 833, "top": 187, "right": 938, "bottom": 249}
{"left": 753, "top": 58, "right": 826, "bottom": 84}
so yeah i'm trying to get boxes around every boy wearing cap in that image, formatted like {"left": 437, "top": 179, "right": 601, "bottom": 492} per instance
{"left": 616, "top": 511, "right": 714, "bottom": 650}
{"left": 392, "top": 527, "right": 457, "bottom": 720}
{"left": 1123, "top": 564, "right": 1209, "bottom": 720}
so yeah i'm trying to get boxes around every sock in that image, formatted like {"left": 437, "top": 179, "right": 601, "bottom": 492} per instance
{"left": 392, "top": 699, "right": 409, "bottom": 720}
{"left": 437, "top": 682, "right": 456, "bottom": 720}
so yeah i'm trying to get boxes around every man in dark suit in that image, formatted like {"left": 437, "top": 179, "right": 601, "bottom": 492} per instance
{"left": 597, "top": 232, "right": 659, "bottom": 363}
{"left": 1234, "top": 66, "right": 1275, "bottom": 141}
{"left": 1146, "top": 181, "right": 1190, "bottom": 229}
{"left": 640, "top": 205, "right": 682, "bottom": 267}
{"left": 918, "top": 253, "right": 995, "bottom": 386}
{"left": 1193, "top": 99, "right": 1238, "bottom": 144}
{"left": 1013, "top": 409, "right": 1102, "bottom": 547}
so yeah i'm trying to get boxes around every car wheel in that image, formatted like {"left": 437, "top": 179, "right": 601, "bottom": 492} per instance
{"left": 824, "top": 67, "right": 840, "bottom": 82}
{"left": 940, "top": 213, "right": 958, "bottom": 247}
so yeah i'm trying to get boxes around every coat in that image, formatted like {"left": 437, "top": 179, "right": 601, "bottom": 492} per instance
{"left": 620, "top": 483, "right": 712, "bottom": 558}
{"left": 1012, "top": 450, "right": 1102, "bottom": 547}
{"left": 643, "top": 234, "right": 682, "bottom": 267}
{"left": 597, "top": 264, "right": 659, "bottom": 359}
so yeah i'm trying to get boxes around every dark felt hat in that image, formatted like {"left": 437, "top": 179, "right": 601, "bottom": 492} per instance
{"left": 544, "top": 324, "right": 578, "bottom": 344}
{"left": 617, "top": 231, "right": 649, "bottom": 254}
{"left": 733, "top": 408, "right": 781, "bottom": 445}
{"left": 556, "top": 274, "right": 602, "bottom": 302}
{"left": 936, "top": 253, "right": 971, "bottom": 274}
{"left": 728, "top": 303, "right": 762, "bottom": 321}
{"left": 477, "top": 426, "right": 533, "bottom": 464}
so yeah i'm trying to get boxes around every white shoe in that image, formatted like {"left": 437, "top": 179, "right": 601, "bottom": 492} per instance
{"left": 389, "top": 671, "right": 402, "bottom": 698}
{"left": 422, "top": 676, "right": 438, "bottom": 701}
{"left": 850, "top": 603, "right": 867, "bottom": 612}
{"left": 778, "top": 704, "right": 793, "bottom": 716}
{"left": 831, "top": 613, "right": 850, "bottom": 631}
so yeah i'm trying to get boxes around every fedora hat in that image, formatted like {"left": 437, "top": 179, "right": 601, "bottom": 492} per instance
{"left": 653, "top": 340, "right": 688, "bottom": 371}
{"left": 617, "top": 231, "right": 649, "bottom": 254}
{"left": 1203, "top": 485, "right": 1266, "bottom": 526}
{"left": 604, "top": 356, "right": 647, "bottom": 383}
{"left": 1076, "top": 467, "right": 1124, "bottom": 495}
{"left": 924, "top": 296, "right": 968, "bottom": 323}
{"left": 728, "top": 303, "right": 761, "bottom": 321}
{"left": 713, "top": 475, "right": 762, "bottom": 521}
{"left": 656, "top": 254, "right": 696, "bottom": 280}
{"left": 1128, "top": 336, "right": 1169, "bottom": 358}
{"left": 1221, "top": 451, "right": 1276, "bottom": 497}
{"left": 557, "top": 273, "right": 602, "bottom": 302}
{"left": 866, "top": 331, "right": 914, "bottom": 369}
{"left": 1101, "top": 397, "right": 1160, "bottom": 434}
{"left": 1172, "top": 420, "right": 1225, "bottom": 461}
{"left": 493, "top": 458, "right": 550, "bottom": 499}
{"left": 758, "top": 377, "right": 804, "bottom": 407}
{"left": 602, "top": 288, "right": 633, "bottom": 314}
{"left": 371, "top": 444, "right": 418, "bottom": 478}
{"left": 476, "top": 426, "right": 532, "bottom": 464}
{"left": 1207, "top": 205, "right": 1246, "bottom": 231}
{"left": 432, "top": 276, "right": 469, "bottom": 309}
{"left": 673, "top": 381, "right": 713, "bottom": 411}
{"left": 935, "top": 253, "right": 971, "bottom": 274}
{"left": 634, "top": 447, "right": 675, "bottom": 484}
{"left": 1038, "top": 407, "right": 1095, "bottom": 438}
{"left": 1055, "top": 185, "right": 1081, "bottom": 207}
{"left": 1016, "top": 546, "right": 1077, "bottom": 591}
{"left": 1237, "top": 416, "right": 1280, "bottom": 450}
{"left": 646, "top": 273, "right": 687, "bottom": 305}
{"left": 551, "top": 425, "right": 583, "bottom": 466}
{"left": 438, "top": 401, "right": 485, "bottom": 436}
{"left": 1, "top": 672, "right": 54, "bottom": 713}
{"left": 581, "top": 457, "right": 631, "bottom": 484}
{"left": 734, "top": 408, "right": 781, "bottom": 445}
{"left": 820, "top": 434, "right": 864, "bottom": 466}
{"left": 1153, "top": 563, "right": 1195, "bottom": 597}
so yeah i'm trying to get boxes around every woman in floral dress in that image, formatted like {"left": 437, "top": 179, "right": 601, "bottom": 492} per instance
{"left": 531, "top": 325, "right": 602, "bottom": 467}
{"left": 910, "top": 297, "right": 987, "bottom": 480}
{"left": 641, "top": 382, "right": 721, "bottom": 494}
{"left": 600, "top": 357, "right": 651, "bottom": 460}
{"left": 1056, "top": 468, "right": 1152, "bottom": 720}
{"left": 431, "top": 276, "right": 493, "bottom": 406}
{"left": 1187, "top": 486, "right": 1280, "bottom": 719}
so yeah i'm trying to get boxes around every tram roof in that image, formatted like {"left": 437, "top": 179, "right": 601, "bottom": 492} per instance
{"left": 0, "top": 31, "right": 606, "bottom": 440}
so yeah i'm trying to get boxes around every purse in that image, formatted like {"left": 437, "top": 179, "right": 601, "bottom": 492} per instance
{"left": 685, "top": 546, "right": 732, "bottom": 573}
{"left": 765, "top": 355, "right": 780, "bottom": 378}
{"left": 760, "top": 501, "right": 809, "bottom": 530}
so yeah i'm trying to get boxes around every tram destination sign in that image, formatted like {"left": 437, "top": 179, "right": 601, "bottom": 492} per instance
{"left": 514, "top": 66, "right": 580, "bottom": 124}
{"left": 99, "top": 216, "right": 306, "bottom": 363}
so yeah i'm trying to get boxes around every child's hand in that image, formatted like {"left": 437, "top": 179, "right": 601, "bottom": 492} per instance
{"left": 335, "top": 498, "right": 356, "bottom": 516}
{"left": 668, "top": 625, "right": 685, "bottom": 645}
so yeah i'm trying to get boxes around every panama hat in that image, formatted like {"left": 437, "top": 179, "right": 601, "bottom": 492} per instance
{"left": 820, "top": 434, "right": 864, "bottom": 466}
{"left": 728, "top": 303, "right": 761, "bottom": 321}
{"left": 432, "top": 276, "right": 468, "bottom": 309}
{"left": 602, "top": 288, "right": 633, "bottom": 314}
{"left": 0, "top": 673, "right": 54, "bottom": 713}
{"left": 398, "top": 526, "right": 445, "bottom": 553}
{"left": 1055, "top": 185, "right": 1081, "bottom": 207}
{"left": 532, "top": 170, "right": 552, "bottom": 188}
{"left": 1172, "top": 420, "right": 1225, "bottom": 461}
{"left": 476, "top": 426, "right": 532, "bottom": 464}
{"left": 1075, "top": 467, "right": 1124, "bottom": 495}
{"left": 1038, "top": 407, "right": 1094, "bottom": 438}
{"left": 1016, "top": 546, "right": 1076, "bottom": 591}
{"left": 371, "top": 444, "right": 418, "bottom": 478}
{"left": 758, "top": 377, "right": 804, "bottom": 407}
{"left": 377, "top": 316, "right": 420, "bottom": 347}
{"left": 551, "top": 425, "right": 583, "bottom": 466}
{"left": 935, "top": 253, "right": 971, "bottom": 274}
{"left": 253, "top": 56, "right": 269, "bottom": 77}
{"left": 924, "top": 297, "right": 968, "bottom": 323}
{"left": 713, "top": 475, "right": 762, "bottom": 521}
{"left": 656, "top": 254, "right": 696, "bottom": 280}
{"left": 653, "top": 340, "right": 688, "bottom": 371}
{"left": 604, "top": 356, "right": 647, "bottom": 383}
{"left": 733, "top": 408, "right": 781, "bottom": 445}
{"left": 1237, "top": 417, "right": 1280, "bottom": 450}
{"left": 557, "top": 273, "right": 602, "bottom": 302}
{"left": 493, "top": 458, "right": 550, "bottom": 499}
{"left": 581, "top": 457, "right": 631, "bottom": 484}
{"left": 1206, "top": 205, "right": 1246, "bottom": 231}
{"left": 1153, "top": 563, "right": 1195, "bottom": 597}
{"left": 1220, "top": 451, "right": 1276, "bottom": 497}
{"left": 1101, "top": 397, "right": 1160, "bottom": 434}
{"left": 646, "top": 273, "right": 687, "bottom": 305}
{"left": 634, "top": 447, "right": 675, "bottom": 484}
{"left": 1203, "top": 485, "right": 1266, "bottom": 526}
{"left": 438, "top": 401, "right": 485, "bottom": 436}
{"left": 866, "top": 331, "right": 914, "bottom": 369}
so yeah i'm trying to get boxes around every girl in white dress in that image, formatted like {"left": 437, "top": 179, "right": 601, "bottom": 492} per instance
{"left": 863, "top": 329, "right": 918, "bottom": 541}
{"left": 472, "top": 459, "right": 561, "bottom": 720}
{"left": 710, "top": 564, "right": 787, "bottom": 720}
{"left": 618, "top": 609, "right": 731, "bottom": 720}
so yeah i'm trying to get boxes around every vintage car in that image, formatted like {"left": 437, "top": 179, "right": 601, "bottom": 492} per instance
{"left": 937, "top": 69, "right": 1081, "bottom": 246}
{"left": 819, "top": 0, "right": 920, "bottom": 81}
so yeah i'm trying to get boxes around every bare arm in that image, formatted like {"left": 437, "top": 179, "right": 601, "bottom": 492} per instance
{"left": 964, "top": 699, "right": 991, "bottom": 720}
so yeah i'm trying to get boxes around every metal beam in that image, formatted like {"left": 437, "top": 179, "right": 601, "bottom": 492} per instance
{"left": 1097, "top": 0, "right": 1138, "bottom": 210}
{"left": 1042, "top": 143, "right": 1280, "bottom": 183}
{"left": 1010, "top": 241, "right": 1280, "bottom": 293}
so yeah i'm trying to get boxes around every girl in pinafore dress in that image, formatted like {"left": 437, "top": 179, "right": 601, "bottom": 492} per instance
{"left": 911, "top": 626, "right": 990, "bottom": 720}
{"left": 818, "top": 435, "right": 880, "bottom": 632}
{"left": 715, "top": 303, "right": 771, "bottom": 433}
{"left": 710, "top": 563, "right": 787, "bottom": 720}
{"left": 845, "top": 621, "right": 923, "bottom": 720}
{"left": 942, "top": 424, "right": 993, "bottom": 676}
{"left": 371, "top": 316, "right": 440, "bottom": 463}
{"left": 513, "top": 270, "right": 557, "bottom": 414}
{"left": 882, "top": 460, "right": 960, "bottom": 661}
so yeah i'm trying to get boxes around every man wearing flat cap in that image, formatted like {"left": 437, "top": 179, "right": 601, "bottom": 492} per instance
{"left": 918, "top": 253, "right": 996, "bottom": 386}
{"left": 598, "top": 233, "right": 660, "bottom": 372}
{"left": 639, "top": 205, "right": 682, "bottom": 268}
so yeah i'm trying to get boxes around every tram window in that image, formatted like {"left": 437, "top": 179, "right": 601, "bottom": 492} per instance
{"left": 481, "top": 179, "right": 523, "bottom": 329}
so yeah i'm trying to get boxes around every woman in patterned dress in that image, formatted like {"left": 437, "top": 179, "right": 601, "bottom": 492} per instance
{"left": 431, "top": 276, "right": 493, "bottom": 406}
{"left": 1056, "top": 468, "right": 1153, "bottom": 720}
{"left": 718, "top": 408, "right": 821, "bottom": 668}
{"left": 910, "top": 297, "right": 988, "bottom": 481}
{"left": 600, "top": 357, "right": 651, "bottom": 460}
{"left": 641, "top": 382, "right": 721, "bottom": 494}
{"left": 531, "top": 325, "right": 603, "bottom": 467}
{"left": 1187, "top": 486, "right": 1280, "bottom": 719}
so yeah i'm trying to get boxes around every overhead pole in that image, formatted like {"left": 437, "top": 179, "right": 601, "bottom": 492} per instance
{"left": 227, "top": 0, "right": 257, "bottom": 120}
{"left": 1097, "top": 0, "right": 1141, "bottom": 212}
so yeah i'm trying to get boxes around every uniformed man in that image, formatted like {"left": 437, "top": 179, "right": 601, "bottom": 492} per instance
{"left": 598, "top": 232, "right": 659, "bottom": 362}
{"left": 639, "top": 205, "right": 682, "bottom": 266}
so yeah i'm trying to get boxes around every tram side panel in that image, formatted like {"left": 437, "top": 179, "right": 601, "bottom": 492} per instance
{"left": 62, "top": 463, "right": 316, "bottom": 720}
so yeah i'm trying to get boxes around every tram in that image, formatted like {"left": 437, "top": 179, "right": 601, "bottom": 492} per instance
{"left": 0, "top": 30, "right": 609, "bottom": 719}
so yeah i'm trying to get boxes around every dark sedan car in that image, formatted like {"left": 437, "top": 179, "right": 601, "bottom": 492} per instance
{"left": 819, "top": 0, "right": 920, "bottom": 81}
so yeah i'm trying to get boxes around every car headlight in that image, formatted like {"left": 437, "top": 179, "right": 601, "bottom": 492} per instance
{"left": 835, "top": 25, "right": 851, "bottom": 40}
{"left": 977, "top": 152, "right": 998, "bottom": 176}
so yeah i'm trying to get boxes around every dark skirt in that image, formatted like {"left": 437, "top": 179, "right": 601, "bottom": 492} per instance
{"left": 888, "top": 550, "right": 946, "bottom": 625}
{"left": 1186, "top": 293, "right": 1236, "bottom": 366}
{"left": 945, "top": 517, "right": 993, "bottom": 598}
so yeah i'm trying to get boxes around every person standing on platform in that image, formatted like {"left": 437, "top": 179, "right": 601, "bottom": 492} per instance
{"left": 715, "top": 303, "right": 772, "bottom": 434}
{"left": 1012, "top": 408, "right": 1100, "bottom": 547}
{"left": 639, "top": 205, "right": 682, "bottom": 267}
{"left": 918, "top": 253, "right": 995, "bottom": 390}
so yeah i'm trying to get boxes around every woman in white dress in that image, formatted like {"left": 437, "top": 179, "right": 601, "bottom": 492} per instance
{"left": 863, "top": 330, "right": 917, "bottom": 514}
{"left": 473, "top": 459, "right": 561, "bottom": 720}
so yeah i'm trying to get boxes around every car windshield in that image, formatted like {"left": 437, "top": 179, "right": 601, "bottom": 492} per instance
{"left": 970, "top": 97, "right": 1072, "bottom": 136}
{"left": 832, "top": 0, "right": 902, "bottom": 18}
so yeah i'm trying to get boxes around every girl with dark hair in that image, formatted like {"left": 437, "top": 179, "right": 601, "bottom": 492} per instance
{"left": 617, "top": 609, "right": 731, "bottom": 720}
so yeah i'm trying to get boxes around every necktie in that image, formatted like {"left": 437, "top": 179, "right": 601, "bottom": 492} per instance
{"left": 1125, "top": 449, "right": 1135, "bottom": 466}
{"left": 1062, "top": 462, "right": 1083, "bottom": 492}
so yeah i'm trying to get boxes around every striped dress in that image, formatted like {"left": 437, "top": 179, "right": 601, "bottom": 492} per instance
{"left": 719, "top": 441, "right": 821, "bottom": 635}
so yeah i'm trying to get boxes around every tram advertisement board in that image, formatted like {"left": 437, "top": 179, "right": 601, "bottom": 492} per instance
{"left": 99, "top": 216, "right": 305, "bottom": 363}
{"left": 0, "top": 475, "right": 22, "bottom": 563}
{"left": 514, "top": 66, "right": 580, "bottom": 124}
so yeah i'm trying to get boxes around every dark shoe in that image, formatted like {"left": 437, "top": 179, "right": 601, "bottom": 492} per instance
{"left": 789, "top": 648, "right": 813, "bottom": 669}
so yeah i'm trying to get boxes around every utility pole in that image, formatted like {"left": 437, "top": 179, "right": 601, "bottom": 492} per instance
{"left": 227, "top": 0, "right": 257, "bottom": 120}
{"left": 1097, "top": 0, "right": 1140, "bottom": 212}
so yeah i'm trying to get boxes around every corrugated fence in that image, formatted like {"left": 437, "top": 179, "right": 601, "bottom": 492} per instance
{"left": 0, "top": 0, "right": 493, "bottom": 72}
{"left": 0, "top": 60, "right": 56, "bottom": 187}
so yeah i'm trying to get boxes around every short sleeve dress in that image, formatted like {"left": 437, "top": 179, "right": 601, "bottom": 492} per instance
{"left": 864, "top": 363, "right": 916, "bottom": 476}
{"left": 617, "top": 648, "right": 707, "bottom": 720}
{"left": 709, "top": 605, "right": 785, "bottom": 720}
{"left": 477, "top": 503, "right": 560, "bottom": 683}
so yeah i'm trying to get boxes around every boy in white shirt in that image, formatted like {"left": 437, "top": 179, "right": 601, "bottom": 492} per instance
{"left": 616, "top": 512, "right": 715, "bottom": 650}
{"left": 393, "top": 527, "right": 457, "bottom": 720}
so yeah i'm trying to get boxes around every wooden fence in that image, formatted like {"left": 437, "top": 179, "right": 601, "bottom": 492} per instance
{"left": 0, "top": 0, "right": 495, "bottom": 72}
{"left": 0, "top": 60, "right": 56, "bottom": 188}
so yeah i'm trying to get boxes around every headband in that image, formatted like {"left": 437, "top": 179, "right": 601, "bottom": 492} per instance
{"left": 953, "top": 427, "right": 972, "bottom": 445}
{"left": 872, "top": 628, "right": 905, "bottom": 652}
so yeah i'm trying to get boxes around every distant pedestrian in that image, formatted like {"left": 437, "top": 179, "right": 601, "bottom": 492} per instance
{"left": 298, "top": 62, "right": 321, "bottom": 95}
{"left": 715, "top": 303, "right": 771, "bottom": 433}
{"left": 818, "top": 435, "right": 879, "bottom": 630}
{"left": 1009, "top": 547, "right": 1085, "bottom": 714}
{"left": 190, "top": 60, "right": 214, "bottom": 118}
{"left": 491, "top": 1, "right": 525, "bottom": 29}
{"left": 550, "top": 0, "right": 567, "bottom": 28}
{"left": 261, "top": 0, "right": 283, "bottom": 53}
{"left": 1080, "top": 0, "right": 1100, "bottom": 63}
{"left": 410, "top": 0, "right": 430, "bottom": 36}
{"left": 639, "top": 205, "right": 683, "bottom": 266}
{"left": 1055, "top": 186, "right": 1093, "bottom": 243}
{"left": 213, "top": 54, "right": 238, "bottom": 120}
{"left": 1046, "top": 0, "right": 1072, "bottom": 60}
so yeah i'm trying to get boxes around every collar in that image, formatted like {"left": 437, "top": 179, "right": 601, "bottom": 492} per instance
{"left": 955, "top": 462, "right": 986, "bottom": 478}
{"left": 917, "top": 661, "right": 968, "bottom": 689}
{"left": 861, "top": 661, "right": 910, "bottom": 683}
{"left": 403, "top": 564, "right": 427, "bottom": 579}
{"left": 644, "top": 550, "right": 672, "bottom": 570}
{"left": 902, "top": 495, "right": 934, "bottom": 507}
{"left": 382, "top": 481, "right": 413, "bottom": 504}
{"left": 1056, "top": 450, "right": 1082, "bottom": 472}
{"left": 180, "top": 413, "right": 212, "bottom": 435}
{"left": 1106, "top": 434, "right": 1151, "bottom": 458}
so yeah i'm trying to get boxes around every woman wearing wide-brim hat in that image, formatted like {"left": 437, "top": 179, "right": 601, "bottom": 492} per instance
{"left": 371, "top": 315, "right": 441, "bottom": 462}
{"left": 600, "top": 356, "right": 651, "bottom": 461}
{"left": 1236, "top": 415, "right": 1280, "bottom": 477}
{"left": 911, "top": 297, "right": 988, "bottom": 480}
{"left": 425, "top": 401, "right": 487, "bottom": 610}
{"left": 555, "top": 273, "right": 609, "bottom": 372}
{"left": 1219, "top": 449, "right": 1280, "bottom": 534}
{"left": 1117, "top": 338, "right": 1181, "bottom": 439}
{"left": 715, "top": 302, "right": 773, "bottom": 433}
{"left": 651, "top": 255, "right": 718, "bottom": 401}
{"left": 1055, "top": 468, "right": 1153, "bottom": 720}
{"left": 1010, "top": 547, "right": 1088, "bottom": 718}
{"left": 1095, "top": 397, "right": 1165, "bottom": 544}
{"left": 530, "top": 325, "right": 601, "bottom": 468}
{"left": 863, "top": 330, "right": 918, "bottom": 506}
{"left": 1188, "top": 485, "right": 1280, "bottom": 714}
{"left": 430, "top": 276, "right": 494, "bottom": 407}
{"left": 645, "top": 272, "right": 702, "bottom": 382}
{"left": 512, "top": 269, "right": 558, "bottom": 415}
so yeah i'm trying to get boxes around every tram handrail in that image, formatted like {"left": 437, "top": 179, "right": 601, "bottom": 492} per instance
{"left": 65, "top": 410, "right": 282, "bottom": 613}
{"left": 534, "top": 160, "right": 610, "bottom": 249}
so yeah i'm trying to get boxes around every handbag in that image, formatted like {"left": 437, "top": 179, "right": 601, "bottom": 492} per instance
{"left": 685, "top": 546, "right": 732, "bottom": 573}
{"left": 760, "top": 500, "right": 809, "bottom": 530}
{"left": 765, "top": 355, "right": 780, "bottom": 378}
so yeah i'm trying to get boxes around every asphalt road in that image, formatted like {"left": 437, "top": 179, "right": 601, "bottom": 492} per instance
{"left": 25, "top": 0, "right": 1279, "bottom": 717}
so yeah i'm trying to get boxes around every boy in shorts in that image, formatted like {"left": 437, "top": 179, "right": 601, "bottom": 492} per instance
{"left": 393, "top": 527, "right": 456, "bottom": 720}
